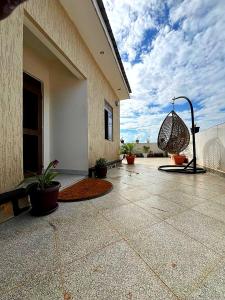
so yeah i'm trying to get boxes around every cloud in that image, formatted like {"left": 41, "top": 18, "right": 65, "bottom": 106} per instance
{"left": 103, "top": 0, "right": 225, "bottom": 142}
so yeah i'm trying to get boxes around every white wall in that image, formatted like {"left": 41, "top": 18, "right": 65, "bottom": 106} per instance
{"left": 194, "top": 123, "right": 225, "bottom": 172}
{"left": 50, "top": 63, "right": 88, "bottom": 173}
{"left": 133, "top": 143, "right": 165, "bottom": 154}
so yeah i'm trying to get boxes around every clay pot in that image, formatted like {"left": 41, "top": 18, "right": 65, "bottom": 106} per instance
{"left": 29, "top": 181, "right": 60, "bottom": 216}
{"left": 172, "top": 154, "right": 186, "bottom": 165}
{"left": 126, "top": 155, "right": 135, "bottom": 165}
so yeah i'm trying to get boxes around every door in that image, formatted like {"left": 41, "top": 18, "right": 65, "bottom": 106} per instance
{"left": 23, "top": 73, "right": 43, "bottom": 176}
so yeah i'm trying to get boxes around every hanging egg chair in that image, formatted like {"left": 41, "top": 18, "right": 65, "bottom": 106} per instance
{"left": 157, "top": 110, "right": 190, "bottom": 154}
{"left": 157, "top": 96, "right": 206, "bottom": 174}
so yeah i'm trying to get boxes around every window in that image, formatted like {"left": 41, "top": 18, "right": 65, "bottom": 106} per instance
{"left": 104, "top": 101, "right": 113, "bottom": 140}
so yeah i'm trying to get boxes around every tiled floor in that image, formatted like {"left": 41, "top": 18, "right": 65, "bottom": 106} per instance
{"left": 1, "top": 158, "right": 225, "bottom": 299}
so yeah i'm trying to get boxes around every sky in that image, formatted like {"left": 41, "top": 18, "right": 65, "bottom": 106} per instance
{"left": 102, "top": 0, "right": 225, "bottom": 143}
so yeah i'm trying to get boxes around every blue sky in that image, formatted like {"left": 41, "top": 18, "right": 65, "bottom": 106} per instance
{"left": 103, "top": 0, "right": 225, "bottom": 142}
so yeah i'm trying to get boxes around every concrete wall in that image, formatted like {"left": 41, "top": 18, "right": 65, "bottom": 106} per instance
{"left": 133, "top": 143, "right": 165, "bottom": 154}
{"left": 195, "top": 123, "right": 225, "bottom": 172}
{"left": 0, "top": 0, "right": 120, "bottom": 192}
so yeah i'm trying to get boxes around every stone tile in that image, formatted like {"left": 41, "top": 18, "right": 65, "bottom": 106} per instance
{"left": 176, "top": 185, "right": 220, "bottom": 200}
{"left": 193, "top": 200, "right": 225, "bottom": 224}
{"left": 101, "top": 203, "right": 161, "bottom": 236}
{"left": 0, "top": 212, "right": 50, "bottom": 239}
{"left": 0, "top": 226, "right": 58, "bottom": 292}
{"left": 208, "top": 194, "right": 225, "bottom": 207}
{"left": 47, "top": 201, "right": 98, "bottom": 224}
{"left": 63, "top": 240, "right": 177, "bottom": 300}
{"left": 90, "top": 191, "right": 130, "bottom": 210}
{"left": 2, "top": 269, "right": 62, "bottom": 300}
{"left": 127, "top": 222, "right": 220, "bottom": 298}
{"left": 118, "top": 188, "right": 153, "bottom": 202}
{"left": 134, "top": 195, "right": 187, "bottom": 220}
{"left": 56, "top": 214, "right": 121, "bottom": 264}
{"left": 188, "top": 259, "right": 225, "bottom": 300}
{"left": 57, "top": 174, "right": 84, "bottom": 189}
{"left": 161, "top": 190, "right": 205, "bottom": 208}
{"left": 167, "top": 209, "right": 225, "bottom": 255}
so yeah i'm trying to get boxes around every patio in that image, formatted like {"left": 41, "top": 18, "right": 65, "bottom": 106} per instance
{"left": 1, "top": 158, "right": 225, "bottom": 299}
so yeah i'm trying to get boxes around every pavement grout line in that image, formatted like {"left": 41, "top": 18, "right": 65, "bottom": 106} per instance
{"left": 185, "top": 257, "right": 225, "bottom": 297}
{"left": 94, "top": 207, "right": 180, "bottom": 298}
{"left": 163, "top": 218, "right": 225, "bottom": 257}
{"left": 95, "top": 194, "right": 225, "bottom": 299}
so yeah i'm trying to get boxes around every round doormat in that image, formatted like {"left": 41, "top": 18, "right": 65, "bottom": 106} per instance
{"left": 58, "top": 178, "right": 113, "bottom": 202}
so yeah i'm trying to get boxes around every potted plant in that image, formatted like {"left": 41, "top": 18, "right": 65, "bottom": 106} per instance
{"left": 142, "top": 145, "right": 150, "bottom": 158}
{"left": 95, "top": 158, "right": 108, "bottom": 178}
{"left": 27, "top": 160, "right": 60, "bottom": 216}
{"left": 120, "top": 143, "right": 135, "bottom": 165}
{"left": 172, "top": 153, "right": 186, "bottom": 165}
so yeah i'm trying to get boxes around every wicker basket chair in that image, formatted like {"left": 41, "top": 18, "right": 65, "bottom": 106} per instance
{"left": 157, "top": 110, "right": 190, "bottom": 154}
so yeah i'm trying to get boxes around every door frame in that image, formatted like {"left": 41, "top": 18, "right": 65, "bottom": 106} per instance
{"left": 23, "top": 72, "right": 43, "bottom": 175}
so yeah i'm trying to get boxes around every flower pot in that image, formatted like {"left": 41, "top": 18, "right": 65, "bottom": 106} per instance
{"left": 191, "top": 126, "right": 200, "bottom": 134}
{"left": 126, "top": 155, "right": 135, "bottom": 165}
{"left": 143, "top": 153, "right": 148, "bottom": 158}
{"left": 95, "top": 166, "right": 107, "bottom": 178}
{"left": 29, "top": 181, "right": 60, "bottom": 216}
{"left": 172, "top": 154, "right": 186, "bottom": 165}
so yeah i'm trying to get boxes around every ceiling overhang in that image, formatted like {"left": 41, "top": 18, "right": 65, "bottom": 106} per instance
{"left": 59, "top": 0, "right": 131, "bottom": 100}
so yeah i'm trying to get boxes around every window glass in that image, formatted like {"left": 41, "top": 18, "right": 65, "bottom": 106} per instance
{"left": 104, "top": 101, "right": 113, "bottom": 141}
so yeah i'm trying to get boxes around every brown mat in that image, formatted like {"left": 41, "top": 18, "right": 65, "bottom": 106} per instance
{"left": 58, "top": 178, "right": 113, "bottom": 202}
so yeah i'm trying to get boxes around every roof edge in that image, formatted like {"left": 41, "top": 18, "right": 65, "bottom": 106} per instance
{"left": 96, "top": 0, "right": 132, "bottom": 94}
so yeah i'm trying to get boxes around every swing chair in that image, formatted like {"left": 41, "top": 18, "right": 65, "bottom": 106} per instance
{"left": 158, "top": 96, "right": 206, "bottom": 174}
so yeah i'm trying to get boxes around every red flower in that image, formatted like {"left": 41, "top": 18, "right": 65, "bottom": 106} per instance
{"left": 52, "top": 160, "right": 59, "bottom": 168}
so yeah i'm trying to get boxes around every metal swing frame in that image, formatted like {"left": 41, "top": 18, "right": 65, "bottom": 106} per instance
{"left": 158, "top": 96, "right": 206, "bottom": 174}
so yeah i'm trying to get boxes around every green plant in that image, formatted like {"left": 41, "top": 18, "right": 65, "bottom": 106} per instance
{"left": 96, "top": 158, "right": 107, "bottom": 168}
{"left": 25, "top": 160, "right": 59, "bottom": 191}
{"left": 143, "top": 146, "right": 150, "bottom": 153}
{"left": 120, "top": 143, "right": 135, "bottom": 155}
{"left": 35, "top": 160, "right": 59, "bottom": 190}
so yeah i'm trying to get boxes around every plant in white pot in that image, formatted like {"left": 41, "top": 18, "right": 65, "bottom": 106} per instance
{"left": 143, "top": 145, "right": 150, "bottom": 158}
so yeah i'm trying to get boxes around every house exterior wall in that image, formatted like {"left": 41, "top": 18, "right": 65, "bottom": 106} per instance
{"left": 0, "top": 8, "right": 24, "bottom": 193}
{"left": 0, "top": 0, "right": 120, "bottom": 192}
{"left": 24, "top": 0, "right": 120, "bottom": 167}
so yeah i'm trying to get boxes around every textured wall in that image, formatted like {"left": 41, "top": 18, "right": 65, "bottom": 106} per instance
{"left": 24, "top": 0, "right": 120, "bottom": 167}
{"left": 0, "top": 8, "right": 23, "bottom": 193}
{"left": 194, "top": 123, "right": 225, "bottom": 172}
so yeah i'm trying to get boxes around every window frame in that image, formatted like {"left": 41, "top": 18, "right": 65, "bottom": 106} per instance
{"left": 104, "top": 100, "right": 113, "bottom": 141}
